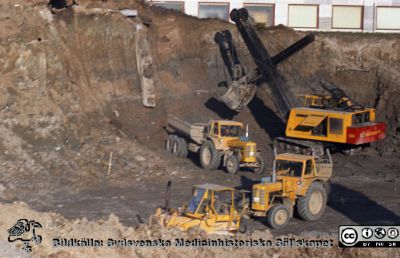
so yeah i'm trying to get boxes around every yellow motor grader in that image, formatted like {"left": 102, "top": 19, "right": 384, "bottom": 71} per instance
{"left": 149, "top": 182, "right": 247, "bottom": 235}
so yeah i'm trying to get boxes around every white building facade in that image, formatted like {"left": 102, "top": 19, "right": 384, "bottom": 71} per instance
{"left": 149, "top": 0, "right": 400, "bottom": 32}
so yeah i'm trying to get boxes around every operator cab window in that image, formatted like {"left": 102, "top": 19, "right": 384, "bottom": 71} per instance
{"left": 352, "top": 112, "right": 371, "bottom": 125}
{"left": 329, "top": 118, "right": 343, "bottom": 135}
{"left": 213, "top": 123, "right": 219, "bottom": 136}
{"left": 214, "top": 190, "right": 231, "bottom": 215}
{"left": 187, "top": 188, "right": 206, "bottom": 213}
{"left": 305, "top": 160, "right": 312, "bottom": 175}
{"left": 220, "top": 125, "right": 241, "bottom": 137}
{"left": 276, "top": 160, "right": 303, "bottom": 177}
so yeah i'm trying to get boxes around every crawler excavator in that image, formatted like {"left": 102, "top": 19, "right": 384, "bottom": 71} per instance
{"left": 214, "top": 8, "right": 385, "bottom": 155}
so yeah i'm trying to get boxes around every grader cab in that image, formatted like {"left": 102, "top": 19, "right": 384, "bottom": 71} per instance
{"left": 150, "top": 183, "right": 247, "bottom": 235}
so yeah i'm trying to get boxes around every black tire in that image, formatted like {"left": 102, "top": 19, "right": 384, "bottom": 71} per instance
{"left": 170, "top": 136, "right": 180, "bottom": 157}
{"left": 267, "top": 205, "right": 290, "bottom": 229}
{"left": 165, "top": 134, "right": 175, "bottom": 153}
{"left": 239, "top": 218, "right": 247, "bottom": 233}
{"left": 177, "top": 137, "right": 189, "bottom": 157}
{"left": 297, "top": 182, "right": 327, "bottom": 221}
{"left": 199, "top": 141, "right": 220, "bottom": 170}
{"left": 253, "top": 153, "right": 265, "bottom": 174}
{"left": 225, "top": 154, "right": 240, "bottom": 174}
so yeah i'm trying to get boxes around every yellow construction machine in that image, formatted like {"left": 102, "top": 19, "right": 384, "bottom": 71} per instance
{"left": 246, "top": 150, "right": 332, "bottom": 229}
{"left": 151, "top": 150, "right": 333, "bottom": 233}
{"left": 150, "top": 182, "right": 247, "bottom": 235}
{"left": 214, "top": 8, "right": 385, "bottom": 156}
{"left": 166, "top": 114, "right": 265, "bottom": 174}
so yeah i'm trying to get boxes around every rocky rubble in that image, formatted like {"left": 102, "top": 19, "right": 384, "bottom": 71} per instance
{"left": 0, "top": 202, "right": 398, "bottom": 258}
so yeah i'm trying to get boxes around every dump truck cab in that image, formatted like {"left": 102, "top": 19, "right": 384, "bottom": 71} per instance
{"left": 151, "top": 184, "right": 246, "bottom": 235}
{"left": 251, "top": 152, "right": 332, "bottom": 229}
{"left": 206, "top": 120, "right": 259, "bottom": 171}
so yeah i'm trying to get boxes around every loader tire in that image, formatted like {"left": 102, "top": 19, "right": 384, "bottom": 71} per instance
{"left": 177, "top": 137, "right": 189, "bottom": 158}
{"left": 239, "top": 218, "right": 248, "bottom": 233}
{"left": 199, "top": 141, "right": 220, "bottom": 170}
{"left": 225, "top": 154, "right": 240, "bottom": 174}
{"left": 297, "top": 182, "right": 327, "bottom": 221}
{"left": 267, "top": 205, "right": 290, "bottom": 229}
{"left": 253, "top": 153, "right": 266, "bottom": 174}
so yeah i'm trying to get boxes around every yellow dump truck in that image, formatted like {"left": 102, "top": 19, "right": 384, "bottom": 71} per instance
{"left": 166, "top": 114, "right": 264, "bottom": 174}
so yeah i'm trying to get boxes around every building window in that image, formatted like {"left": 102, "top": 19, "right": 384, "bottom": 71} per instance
{"left": 288, "top": 5, "right": 319, "bottom": 28}
{"left": 198, "top": 3, "right": 229, "bottom": 21}
{"left": 153, "top": 2, "right": 184, "bottom": 12}
{"left": 243, "top": 4, "right": 274, "bottom": 27}
{"left": 332, "top": 6, "right": 363, "bottom": 29}
{"left": 376, "top": 7, "right": 400, "bottom": 30}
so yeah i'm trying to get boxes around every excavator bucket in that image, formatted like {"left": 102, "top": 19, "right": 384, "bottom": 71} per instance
{"left": 219, "top": 81, "right": 257, "bottom": 111}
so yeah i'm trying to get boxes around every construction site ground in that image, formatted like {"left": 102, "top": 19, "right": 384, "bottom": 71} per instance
{"left": 0, "top": 1, "right": 399, "bottom": 257}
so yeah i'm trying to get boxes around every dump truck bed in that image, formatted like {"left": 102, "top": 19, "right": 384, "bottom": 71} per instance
{"left": 167, "top": 115, "right": 207, "bottom": 144}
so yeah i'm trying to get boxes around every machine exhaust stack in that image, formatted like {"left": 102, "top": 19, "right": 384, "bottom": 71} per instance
{"left": 164, "top": 181, "right": 172, "bottom": 211}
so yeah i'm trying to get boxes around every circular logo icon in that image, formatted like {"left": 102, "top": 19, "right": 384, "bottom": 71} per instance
{"left": 341, "top": 228, "right": 358, "bottom": 245}
{"left": 362, "top": 228, "right": 373, "bottom": 239}
{"left": 387, "top": 228, "right": 399, "bottom": 239}
{"left": 374, "top": 228, "right": 386, "bottom": 239}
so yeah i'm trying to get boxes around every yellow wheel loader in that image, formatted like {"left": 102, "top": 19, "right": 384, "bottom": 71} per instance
{"left": 149, "top": 182, "right": 247, "bottom": 235}
{"left": 166, "top": 114, "right": 265, "bottom": 174}
{"left": 247, "top": 150, "right": 333, "bottom": 229}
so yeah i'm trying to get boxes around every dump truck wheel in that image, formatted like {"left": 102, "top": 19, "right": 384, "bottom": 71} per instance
{"left": 177, "top": 137, "right": 189, "bottom": 157}
{"left": 166, "top": 135, "right": 175, "bottom": 153}
{"left": 253, "top": 154, "right": 265, "bottom": 174}
{"left": 199, "top": 141, "right": 220, "bottom": 170}
{"left": 225, "top": 154, "right": 240, "bottom": 174}
{"left": 297, "top": 182, "right": 327, "bottom": 221}
{"left": 267, "top": 205, "right": 290, "bottom": 229}
{"left": 171, "top": 136, "right": 181, "bottom": 157}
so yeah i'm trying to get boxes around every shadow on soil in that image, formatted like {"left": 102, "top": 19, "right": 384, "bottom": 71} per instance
{"left": 205, "top": 94, "right": 285, "bottom": 141}
{"left": 247, "top": 94, "right": 285, "bottom": 141}
{"left": 328, "top": 183, "right": 400, "bottom": 225}
{"left": 204, "top": 97, "right": 238, "bottom": 120}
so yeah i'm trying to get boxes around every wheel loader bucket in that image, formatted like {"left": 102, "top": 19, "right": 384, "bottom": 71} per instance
{"left": 218, "top": 81, "right": 257, "bottom": 111}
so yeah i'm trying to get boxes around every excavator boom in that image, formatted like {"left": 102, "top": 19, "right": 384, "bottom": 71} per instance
{"left": 217, "top": 8, "right": 314, "bottom": 118}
